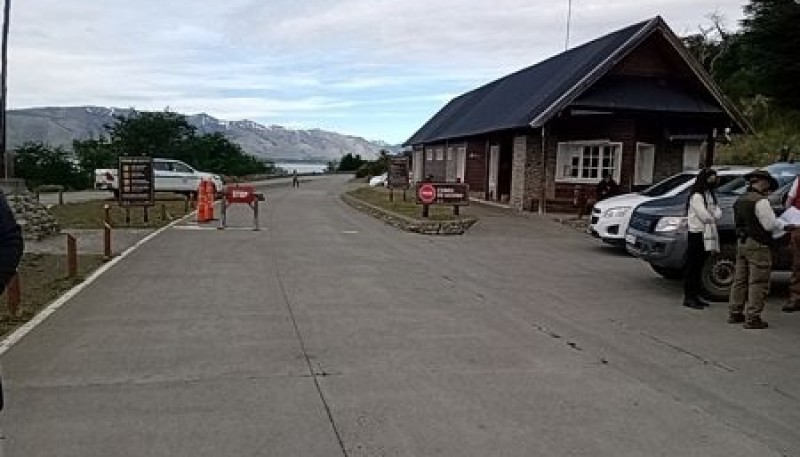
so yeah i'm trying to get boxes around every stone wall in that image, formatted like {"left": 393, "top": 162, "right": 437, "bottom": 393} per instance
{"left": 341, "top": 193, "right": 477, "bottom": 235}
{"left": 7, "top": 192, "right": 61, "bottom": 241}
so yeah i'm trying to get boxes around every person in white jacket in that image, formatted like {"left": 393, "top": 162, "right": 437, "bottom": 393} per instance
{"left": 683, "top": 168, "right": 722, "bottom": 309}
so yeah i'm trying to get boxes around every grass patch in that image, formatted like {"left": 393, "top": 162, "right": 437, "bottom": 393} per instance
{"left": 347, "top": 186, "right": 470, "bottom": 221}
{"left": 0, "top": 253, "right": 105, "bottom": 338}
{"left": 50, "top": 198, "right": 192, "bottom": 229}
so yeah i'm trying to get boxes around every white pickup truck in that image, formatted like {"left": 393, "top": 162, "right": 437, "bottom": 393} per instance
{"left": 95, "top": 158, "right": 224, "bottom": 197}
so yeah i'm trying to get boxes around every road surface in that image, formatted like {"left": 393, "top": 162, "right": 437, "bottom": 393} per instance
{"left": 2, "top": 175, "right": 800, "bottom": 456}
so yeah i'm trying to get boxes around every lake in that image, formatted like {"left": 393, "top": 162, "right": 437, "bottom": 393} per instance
{"left": 274, "top": 162, "right": 329, "bottom": 174}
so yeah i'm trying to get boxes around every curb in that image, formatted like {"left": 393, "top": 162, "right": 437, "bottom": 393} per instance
{"left": 0, "top": 211, "right": 194, "bottom": 356}
{"left": 341, "top": 192, "right": 477, "bottom": 235}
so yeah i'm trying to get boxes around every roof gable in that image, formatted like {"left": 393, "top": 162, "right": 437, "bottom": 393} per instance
{"left": 405, "top": 17, "right": 749, "bottom": 146}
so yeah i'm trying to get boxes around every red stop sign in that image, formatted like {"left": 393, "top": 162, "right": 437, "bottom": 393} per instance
{"left": 418, "top": 184, "right": 437, "bottom": 204}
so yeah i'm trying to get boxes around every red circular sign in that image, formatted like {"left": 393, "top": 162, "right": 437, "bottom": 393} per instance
{"left": 418, "top": 184, "right": 437, "bottom": 204}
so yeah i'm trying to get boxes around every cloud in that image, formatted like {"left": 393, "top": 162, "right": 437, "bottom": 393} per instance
{"left": 6, "top": 0, "right": 749, "bottom": 143}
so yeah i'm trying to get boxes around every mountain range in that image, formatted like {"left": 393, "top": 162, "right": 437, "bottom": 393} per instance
{"left": 7, "top": 106, "right": 400, "bottom": 162}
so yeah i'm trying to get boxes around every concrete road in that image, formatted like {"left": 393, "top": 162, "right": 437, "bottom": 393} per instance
{"left": 2, "top": 175, "right": 800, "bottom": 456}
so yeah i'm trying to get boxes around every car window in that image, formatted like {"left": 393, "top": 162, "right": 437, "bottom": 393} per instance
{"left": 172, "top": 162, "right": 194, "bottom": 173}
{"left": 153, "top": 161, "right": 171, "bottom": 172}
{"left": 639, "top": 173, "right": 695, "bottom": 197}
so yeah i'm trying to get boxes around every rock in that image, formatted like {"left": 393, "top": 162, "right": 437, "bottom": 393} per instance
{"left": 7, "top": 192, "right": 61, "bottom": 241}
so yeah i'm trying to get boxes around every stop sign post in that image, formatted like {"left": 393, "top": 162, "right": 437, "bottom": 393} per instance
{"left": 417, "top": 183, "right": 436, "bottom": 218}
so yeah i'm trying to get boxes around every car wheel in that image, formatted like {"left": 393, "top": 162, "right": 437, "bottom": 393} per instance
{"left": 700, "top": 243, "right": 737, "bottom": 301}
{"left": 650, "top": 264, "right": 684, "bottom": 280}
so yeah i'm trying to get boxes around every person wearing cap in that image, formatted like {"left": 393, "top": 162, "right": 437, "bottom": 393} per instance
{"left": 729, "top": 170, "right": 797, "bottom": 329}
{"left": 0, "top": 189, "right": 23, "bottom": 293}
{"left": 782, "top": 173, "right": 800, "bottom": 313}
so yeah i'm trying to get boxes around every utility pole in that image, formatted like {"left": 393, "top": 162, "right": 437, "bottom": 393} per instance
{"left": 0, "top": 0, "right": 13, "bottom": 179}
{"left": 0, "top": 0, "right": 10, "bottom": 179}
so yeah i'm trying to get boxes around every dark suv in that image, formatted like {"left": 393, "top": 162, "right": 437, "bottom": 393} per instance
{"left": 625, "top": 162, "right": 800, "bottom": 301}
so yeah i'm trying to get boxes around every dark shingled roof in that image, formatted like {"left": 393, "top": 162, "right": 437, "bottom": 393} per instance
{"left": 404, "top": 17, "right": 746, "bottom": 146}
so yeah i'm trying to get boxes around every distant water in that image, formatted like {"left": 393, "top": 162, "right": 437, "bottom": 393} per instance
{"left": 275, "top": 162, "right": 328, "bottom": 174}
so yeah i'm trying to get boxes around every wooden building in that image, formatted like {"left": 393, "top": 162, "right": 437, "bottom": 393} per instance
{"left": 404, "top": 17, "right": 749, "bottom": 211}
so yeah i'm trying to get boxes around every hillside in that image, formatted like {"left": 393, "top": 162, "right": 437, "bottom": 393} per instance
{"left": 7, "top": 107, "right": 396, "bottom": 161}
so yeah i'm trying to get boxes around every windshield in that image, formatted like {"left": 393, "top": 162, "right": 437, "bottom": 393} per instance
{"left": 639, "top": 173, "right": 695, "bottom": 197}
{"left": 718, "top": 163, "right": 800, "bottom": 195}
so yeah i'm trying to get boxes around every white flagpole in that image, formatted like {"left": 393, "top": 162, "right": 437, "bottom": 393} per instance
{"left": 565, "top": 0, "right": 572, "bottom": 50}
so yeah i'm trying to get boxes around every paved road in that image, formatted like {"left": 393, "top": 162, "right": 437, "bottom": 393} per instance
{"left": 3, "top": 175, "right": 800, "bottom": 456}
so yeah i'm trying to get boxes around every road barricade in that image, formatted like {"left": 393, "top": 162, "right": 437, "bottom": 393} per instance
{"left": 219, "top": 185, "right": 263, "bottom": 231}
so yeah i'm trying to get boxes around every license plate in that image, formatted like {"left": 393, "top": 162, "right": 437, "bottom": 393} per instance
{"left": 625, "top": 234, "right": 636, "bottom": 245}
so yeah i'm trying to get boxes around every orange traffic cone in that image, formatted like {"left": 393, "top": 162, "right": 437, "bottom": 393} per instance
{"left": 196, "top": 179, "right": 209, "bottom": 223}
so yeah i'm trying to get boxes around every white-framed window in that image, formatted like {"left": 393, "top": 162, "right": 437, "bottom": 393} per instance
{"left": 556, "top": 141, "right": 622, "bottom": 183}
{"left": 446, "top": 148, "right": 455, "bottom": 162}
{"left": 435, "top": 148, "right": 445, "bottom": 161}
{"left": 426, "top": 149, "right": 433, "bottom": 161}
{"left": 683, "top": 143, "right": 702, "bottom": 170}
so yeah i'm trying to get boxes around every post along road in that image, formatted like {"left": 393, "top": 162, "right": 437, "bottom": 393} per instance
{"left": 2, "top": 175, "right": 800, "bottom": 456}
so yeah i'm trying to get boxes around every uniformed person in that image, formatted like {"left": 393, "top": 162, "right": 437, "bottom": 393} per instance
{"left": 0, "top": 189, "right": 24, "bottom": 293}
{"left": 729, "top": 170, "right": 797, "bottom": 329}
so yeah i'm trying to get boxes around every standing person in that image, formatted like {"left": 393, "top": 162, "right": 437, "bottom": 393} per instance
{"left": 782, "top": 173, "right": 800, "bottom": 313}
{"left": 729, "top": 170, "right": 796, "bottom": 329}
{"left": 595, "top": 171, "right": 619, "bottom": 202}
{"left": 683, "top": 168, "right": 722, "bottom": 309}
{"left": 292, "top": 169, "right": 299, "bottom": 188}
{"left": 0, "top": 189, "right": 24, "bottom": 293}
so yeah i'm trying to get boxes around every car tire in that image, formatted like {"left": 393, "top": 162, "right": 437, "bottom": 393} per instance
{"left": 700, "top": 243, "right": 737, "bottom": 302}
{"left": 650, "top": 264, "right": 684, "bottom": 280}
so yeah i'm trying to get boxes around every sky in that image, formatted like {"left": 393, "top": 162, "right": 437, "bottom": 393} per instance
{"left": 7, "top": 0, "right": 747, "bottom": 144}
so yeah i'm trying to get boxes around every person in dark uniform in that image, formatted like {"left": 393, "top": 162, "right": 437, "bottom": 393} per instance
{"left": 292, "top": 170, "right": 300, "bottom": 188}
{"left": 595, "top": 172, "right": 619, "bottom": 202}
{"left": 729, "top": 170, "right": 796, "bottom": 329}
{"left": 0, "top": 189, "right": 24, "bottom": 293}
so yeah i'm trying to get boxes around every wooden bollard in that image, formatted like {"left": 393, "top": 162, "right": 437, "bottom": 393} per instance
{"left": 184, "top": 196, "right": 190, "bottom": 215}
{"left": 103, "top": 204, "right": 112, "bottom": 261}
{"left": 58, "top": 189, "right": 64, "bottom": 205}
{"left": 161, "top": 203, "right": 167, "bottom": 221}
{"left": 66, "top": 234, "right": 78, "bottom": 278}
{"left": 6, "top": 274, "right": 21, "bottom": 318}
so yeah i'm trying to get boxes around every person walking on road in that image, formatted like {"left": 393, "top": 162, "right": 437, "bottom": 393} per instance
{"left": 782, "top": 174, "right": 800, "bottom": 313}
{"left": 292, "top": 170, "right": 300, "bottom": 188}
{"left": 0, "top": 189, "right": 24, "bottom": 293}
{"left": 683, "top": 168, "right": 722, "bottom": 309}
{"left": 729, "top": 170, "right": 796, "bottom": 329}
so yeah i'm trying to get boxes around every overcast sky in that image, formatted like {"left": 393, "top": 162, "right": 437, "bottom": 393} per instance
{"left": 7, "top": 0, "right": 746, "bottom": 144}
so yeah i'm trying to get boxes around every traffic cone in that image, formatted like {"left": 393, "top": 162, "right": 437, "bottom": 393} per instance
{"left": 205, "top": 181, "right": 215, "bottom": 221}
{"left": 196, "top": 180, "right": 209, "bottom": 223}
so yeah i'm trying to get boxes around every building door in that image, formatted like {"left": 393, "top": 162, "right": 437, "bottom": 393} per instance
{"left": 634, "top": 143, "right": 655, "bottom": 186}
{"left": 413, "top": 150, "right": 424, "bottom": 182}
{"left": 446, "top": 147, "right": 457, "bottom": 182}
{"left": 456, "top": 146, "right": 466, "bottom": 182}
{"left": 488, "top": 145, "right": 500, "bottom": 200}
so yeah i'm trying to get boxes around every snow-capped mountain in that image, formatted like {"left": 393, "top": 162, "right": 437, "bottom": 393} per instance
{"left": 7, "top": 106, "right": 399, "bottom": 161}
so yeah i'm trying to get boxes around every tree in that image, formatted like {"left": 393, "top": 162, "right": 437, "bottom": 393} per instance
{"left": 106, "top": 109, "right": 196, "bottom": 158}
{"left": 338, "top": 153, "right": 365, "bottom": 172}
{"left": 73, "top": 137, "right": 117, "bottom": 180}
{"left": 14, "top": 142, "right": 88, "bottom": 190}
{"left": 738, "top": 0, "right": 800, "bottom": 110}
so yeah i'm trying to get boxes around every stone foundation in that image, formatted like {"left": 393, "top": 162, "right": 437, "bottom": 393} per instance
{"left": 341, "top": 193, "right": 476, "bottom": 236}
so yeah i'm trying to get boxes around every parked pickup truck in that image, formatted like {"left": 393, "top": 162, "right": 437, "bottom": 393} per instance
{"left": 95, "top": 158, "right": 224, "bottom": 197}
{"left": 625, "top": 162, "right": 800, "bottom": 301}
